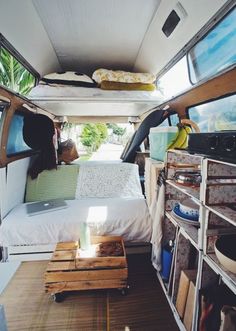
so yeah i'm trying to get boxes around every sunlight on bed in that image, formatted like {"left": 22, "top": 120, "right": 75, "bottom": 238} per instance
{"left": 86, "top": 205, "right": 108, "bottom": 223}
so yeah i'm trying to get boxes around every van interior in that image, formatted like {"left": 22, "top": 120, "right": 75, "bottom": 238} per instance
{"left": 0, "top": 1, "right": 236, "bottom": 330}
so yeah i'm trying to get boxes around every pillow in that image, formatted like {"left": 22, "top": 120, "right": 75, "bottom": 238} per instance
{"left": 25, "top": 165, "right": 79, "bottom": 202}
{"left": 40, "top": 71, "right": 97, "bottom": 87}
{"left": 92, "top": 68, "right": 156, "bottom": 84}
{"left": 100, "top": 81, "right": 156, "bottom": 91}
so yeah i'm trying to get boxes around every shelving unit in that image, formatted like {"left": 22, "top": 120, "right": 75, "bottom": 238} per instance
{"left": 150, "top": 149, "right": 236, "bottom": 331}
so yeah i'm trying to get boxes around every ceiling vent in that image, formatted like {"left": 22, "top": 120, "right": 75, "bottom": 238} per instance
{"left": 162, "top": 2, "right": 187, "bottom": 37}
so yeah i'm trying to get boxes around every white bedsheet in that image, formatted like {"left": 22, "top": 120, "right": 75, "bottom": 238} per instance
{"left": 0, "top": 198, "right": 151, "bottom": 246}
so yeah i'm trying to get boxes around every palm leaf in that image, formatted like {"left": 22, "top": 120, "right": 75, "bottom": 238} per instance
{"left": 0, "top": 47, "right": 35, "bottom": 94}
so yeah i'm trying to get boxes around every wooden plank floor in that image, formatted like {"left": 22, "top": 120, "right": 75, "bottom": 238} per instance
{"left": 0, "top": 254, "right": 179, "bottom": 331}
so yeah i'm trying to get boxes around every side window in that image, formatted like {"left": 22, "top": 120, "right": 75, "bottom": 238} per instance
{"left": 157, "top": 57, "right": 191, "bottom": 102}
{"left": 169, "top": 113, "right": 179, "bottom": 126}
{"left": 0, "top": 36, "right": 38, "bottom": 96}
{"left": 159, "top": 113, "right": 179, "bottom": 127}
{"left": 188, "top": 7, "right": 236, "bottom": 83}
{"left": 6, "top": 113, "right": 31, "bottom": 156}
{"left": 159, "top": 117, "right": 169, "bottom": 127}
{"left": 188, "top": 94, "right": 236, "bottom": 132}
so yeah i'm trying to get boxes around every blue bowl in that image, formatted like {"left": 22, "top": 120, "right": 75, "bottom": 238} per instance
{"left": 173, "top": 204, "right": 199, "bottom": 222}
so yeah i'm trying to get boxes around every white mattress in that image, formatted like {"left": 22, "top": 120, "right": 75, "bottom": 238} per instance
{"left": 29, "top": 84, "right": 163, "bottom": 101}
{"left": 0, "top": 198, "right": 151, "bottom": 246}
{"left": 28, "top": 85, "right": 163, "bottom": 117}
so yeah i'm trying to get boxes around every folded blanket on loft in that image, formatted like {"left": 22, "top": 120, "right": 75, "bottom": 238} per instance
{"left": 92, "top": 68, "right": 156, "bottom": 84}
{"left": 100, "top": 81, "right": 156, "bottom": 91}
{"left": 40, "top": 71, "right": 97, "bottom": 87}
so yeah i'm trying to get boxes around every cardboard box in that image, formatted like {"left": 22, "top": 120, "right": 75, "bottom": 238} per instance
{"left": 183, "top": 281, "right": 196, "bottom": 331}
{"left": 176, "top": 269, "right": 197, "bottom": 319}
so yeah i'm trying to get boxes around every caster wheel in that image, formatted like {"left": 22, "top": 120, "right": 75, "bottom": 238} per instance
{"left": 119, "top": 285, "right": 129, "bottom": 296}
{"left": 52, "top": 293, "right": 64, "bottom": 303}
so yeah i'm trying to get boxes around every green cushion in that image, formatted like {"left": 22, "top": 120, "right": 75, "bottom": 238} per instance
{"left": 25, "top": 165, "right": 79, "bottom": 202}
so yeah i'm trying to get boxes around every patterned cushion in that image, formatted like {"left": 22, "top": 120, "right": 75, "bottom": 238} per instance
{"left": 75, "top": 162, "right": 143, "bottom": 198}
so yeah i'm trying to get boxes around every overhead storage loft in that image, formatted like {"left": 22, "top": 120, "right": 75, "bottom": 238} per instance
{"left": 0, "top": 0, "right": 228, "bottom": 77}
{"left": 28, "top": 84, "right": 164, "bottom": 118}
{"left": 0, "top": 0, "right": 232, "bottom": 121}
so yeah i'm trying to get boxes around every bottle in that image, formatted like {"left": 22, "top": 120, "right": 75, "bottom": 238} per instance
{"left": 161, "top": 239, "right": 175, "bottom": 282}
{"left": 79, "top": 222, "right": 91, "bottom": 250}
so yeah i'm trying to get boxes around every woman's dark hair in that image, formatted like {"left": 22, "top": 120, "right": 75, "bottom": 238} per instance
{"left": 23, "top": 113, "right": 57, "bottom": 179}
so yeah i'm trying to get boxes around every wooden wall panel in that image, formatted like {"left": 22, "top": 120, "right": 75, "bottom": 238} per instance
{"left": 0, "top": 87, "right": 53, "bottom": 167}
{"left": 168, "top": 68, "right": 236, "bottom": 118}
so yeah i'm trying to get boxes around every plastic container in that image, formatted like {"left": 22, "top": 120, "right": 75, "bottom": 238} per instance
{"left": 161, "top": 240, "right": 174, "bottom": 281}
{"left": 149, "top": 127, "right": 178, "bottom": 161}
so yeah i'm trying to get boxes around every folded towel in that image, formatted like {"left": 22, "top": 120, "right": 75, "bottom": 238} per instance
{"left": 100, "top": 81, "right": 156, "bottom": 91}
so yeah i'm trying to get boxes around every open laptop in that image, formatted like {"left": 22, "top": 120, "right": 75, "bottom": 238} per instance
{"left": 26, "top": 198, "right": 68, "bottom": 216}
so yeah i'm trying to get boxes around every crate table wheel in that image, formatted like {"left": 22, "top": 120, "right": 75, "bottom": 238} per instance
{"left": 119, "top": 285, "right": 129, "bottom": 296}
{"left": 51, "top": 293, "right": 65, "bottom": 303}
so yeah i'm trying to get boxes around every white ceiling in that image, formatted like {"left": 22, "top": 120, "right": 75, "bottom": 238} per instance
{"left": 32, "top": 0, "right": 161, "bottom": 75}
{"left": 0, "top": 0, "right": 228, "bottom": 78}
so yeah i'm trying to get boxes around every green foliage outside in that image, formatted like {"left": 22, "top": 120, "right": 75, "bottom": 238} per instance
{"left": 107, "top": 123, "right": 126, "bottom": 136}
{"left": 0, "top": 47, "right": 35, "bottom": 95}
{"left": 80, "top": 123, "right": 108, "bottom": 152}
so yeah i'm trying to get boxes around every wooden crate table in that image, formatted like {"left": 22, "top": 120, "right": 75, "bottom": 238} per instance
{"left": 44, "top": 236, "right": 128, "bottom": 301}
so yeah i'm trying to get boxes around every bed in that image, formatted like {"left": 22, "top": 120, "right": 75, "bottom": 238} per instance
{"left": 0, "top": 197, "right": 151, "bottom": 246}
{"left": 28, "top": 84, "right": 164, "bottom": 117}
{"left": 0, "top": 162, "right": 151, "bottom": 261}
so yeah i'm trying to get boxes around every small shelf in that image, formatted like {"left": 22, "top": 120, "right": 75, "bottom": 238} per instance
{"left": 204, "top": 254, "right": 236, "bottom": 294}
{"left": 206, "top": 205, "right": 236, "bottom": 226}
{"left": 166, "top": 180, "right": 200, "bottom": 201}
{"left": 157, "top": 150, "right": 236, "bottom": 331}
{"left": 166, "top": 211, "right": 199, "bottom": 249}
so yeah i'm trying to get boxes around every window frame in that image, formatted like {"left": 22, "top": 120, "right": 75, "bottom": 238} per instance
{"left": 0, "top": 87, "right": 40, "bottom": 167}
{"left": 186, "top": 5, "right": 236, "bottom": 85}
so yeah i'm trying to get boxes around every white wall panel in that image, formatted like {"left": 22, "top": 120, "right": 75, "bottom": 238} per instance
{"left": 2, "top": 158, "right": 30, "bottom": 218}
{"left": 0, "top": 0, "right": 61, "bottom": 76}
{"left": 134, "top": 0, "right": 228, "bottom": 75}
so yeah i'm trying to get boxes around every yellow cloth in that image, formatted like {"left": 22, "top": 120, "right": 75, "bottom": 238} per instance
{"left": 100, "top": 81, "right": 156, "bottom": 91}
{"left": 92, "top": 68, "right": 156, "bottom": 84}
